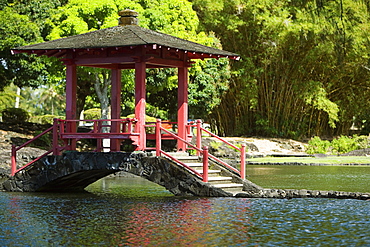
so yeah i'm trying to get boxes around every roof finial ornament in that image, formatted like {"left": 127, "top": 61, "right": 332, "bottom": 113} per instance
{"left": 118, "top": 9, "right": 139, "bottom": 26}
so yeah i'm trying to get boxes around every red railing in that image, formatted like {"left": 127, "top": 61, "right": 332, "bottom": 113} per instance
{"left": 11, "top": 118, "right": 138, "bottom": 176}
{"left": 11, "top": 125, "right": 58, "bottom": 176}
{"left": 192, "top": 119, "right": 246, "bottom": 179}
{"left": 152, "top": 119, "right": 209, "bottom": 182}
{"left": 11, "top": 118, "right": 245, "bottom": 182}
{"left": 57, "top": 118, "right": 138, "bottom": 151}
{"left": 152, "top": 119, "right": 246, "bottom": 182}
{"left": 57, "top": 118, "right": 137, "bottom": 137}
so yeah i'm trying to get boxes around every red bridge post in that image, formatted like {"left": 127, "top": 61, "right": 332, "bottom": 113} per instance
{"left": 196, "top": 119, "right": 202, "bottom": 156}
{"left": 240, "top": 144, "right": 246, "bottom": 179}
{"left": 52, "top": 118, "right": 60, "bottom": 155}
{"left": 156, "top": 119, "right": 162, "bottom": 156}
{"left": 202, "top": 146, "right": 209, "bottom": 182}
{"left": 11, "top": 145, "right": 16, "bottom": 176}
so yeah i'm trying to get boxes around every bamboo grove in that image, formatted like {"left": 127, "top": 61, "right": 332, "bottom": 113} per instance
{"left": 2, "top": 0, "right": 370, "bottom": 139}
{"left": 192, "top": 0, "right": 370, "bottom": 138}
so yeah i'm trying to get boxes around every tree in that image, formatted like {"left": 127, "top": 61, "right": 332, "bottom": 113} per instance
{"left": 47, "top": 0, "right": 230, "bottom": 122}
{"left": 0, "top": 7, "right": 47, "bottom": 91}
{"left": 0, "top": 84, "right": 19, "bottom": 111}
{"left": 192, "top": 0, "right": 370, "bottom": 138}
{"left": 46, "top": 0, "right": 145, "bottom": 119}
{"left": 6, "top": 0, "right": 67, "bottom": 39}
{"left": 0, "top": 1, "right": 69, "bottom": 118}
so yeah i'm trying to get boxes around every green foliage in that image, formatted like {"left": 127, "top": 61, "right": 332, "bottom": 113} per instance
{"left": 17, "top": 84, "right": 66, "bottom": 117}
{"left": 46, "top": 0, "right": 145, "bottom": 40}
{"left": 353, "top": 135, "right": 370, "bottom": 149}
{"left": 84, "top": 108, "right": 102, "bottom": 120}
{"left": 187, "top": 149, "right": 196, "bottom": 156}
{"left": 189, "top": 58, "right": 231, "bottom": 119}
{"left": 331, "top": 136, "right": 359, "bottom": 155}
{"left": 331, "top": 135, "right": 370, "bottom": 155}
{"left": 6, "top": 0, "right": 370, "bottom": 140}
{"left": 44, "top": 0, "right": 226, "bottom": 122}
{"left": 30, "top": 115, "right": 64, "bottom": 124}
{"left": 32, "top": 130, "right": 52, "bottom": 149}
{"left": 209, "top": 141, "right": 223, "bottom": 150}
{"left": 226, "top": 143, "right": 248, "bottom": 152}
{"left": 193, "top": 0, "right": 370, "bottom": 138}
{"left": 6, "top": 0, "right": 66, "bottom": 39}
{"left": 305, "top": 136, "right": 331, "bottom": 154}
{"left": 0, "top": 84, "right": 19, "bottom": 111}
{"left": 126, "top": 113, "right": 157, "bottom": 133}
{"left": 0, "top": 7, "right": 48, "bottom": 90}
{"left": 146, "top": 103, "right": 168, "bottom": 120}
{"left": 1, "top": 107, "right": 29, "bottom": 123}
{"left": 306, "top": 135, "right": 370, "bottom": 155}
{"left": 126, "top": 114, "right": 156, "bottom": 123}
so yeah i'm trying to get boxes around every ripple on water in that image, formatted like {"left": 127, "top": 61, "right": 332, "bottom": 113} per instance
{"left": 0, "top": 178, "right": 369, "bottom": 246}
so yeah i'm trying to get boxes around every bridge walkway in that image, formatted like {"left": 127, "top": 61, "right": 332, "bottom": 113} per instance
{"left": 7, "top": 119, "right": 250, "bottom": 196}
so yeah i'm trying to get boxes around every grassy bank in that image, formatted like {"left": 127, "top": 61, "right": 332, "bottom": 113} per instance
{"left": 247, "top": 156, "right": 370, "bottom": 165}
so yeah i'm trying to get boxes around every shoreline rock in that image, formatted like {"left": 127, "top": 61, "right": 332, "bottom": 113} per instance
{"left": 235, "top": 189, "right": 370, "bottom": 200}
{"left": 246, "top": 162, "right": 370, "bottom": 166}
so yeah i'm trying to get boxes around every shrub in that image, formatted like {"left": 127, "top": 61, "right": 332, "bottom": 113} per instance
{"left": 126, "top": 114, "right": 157, "bottom": 133}
{"left": 31, "top": 115, "right": 65, "bottom": 124}
{"left": 31, "top": 130, "right": 52, "bottom": 148}
{"left": 1, "top": 108, "right": 29, "bottom": 123}
{"left": 331, "top": 135, "right": 360, "bottom": 155}
{"left": 306, "top": 135, "right": 370, "bottom": 155}
{"left": 84, "top": 108, "right": 101, "bottom": 120}
{"left": 306, "top": 136, "right": 330, "bottom": 154}
{"left": 353, "top": 135, "right": 370, "bottom": 149}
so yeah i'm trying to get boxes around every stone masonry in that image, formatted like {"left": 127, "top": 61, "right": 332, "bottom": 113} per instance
{"left": 1, "top": 151, "right": 231, "bottom": 196}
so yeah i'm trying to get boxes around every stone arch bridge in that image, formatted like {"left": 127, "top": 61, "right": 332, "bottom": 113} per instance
{"left": 2, "top": 152, "right": 252, "bottom": 197}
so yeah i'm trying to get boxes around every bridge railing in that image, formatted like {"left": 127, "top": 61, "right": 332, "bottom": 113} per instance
{"left": 191, "top": 119, "right": 246, "bottom": 179}
{"left": 151, "top": 119, "right": 209, "bottom": 182}
{"left": 11, "top": 118, "right": 245, "bottom": 180}
{"left": 11, "top": 125, "right": 58, "bottom": 176}
{"left": 152, "top": 119, "right": 246, "bottom": 182}
{"left": 10, "top": 118, "right": 139, "bottom": 176}
{"left": 57, "top": 118, "right": 138, "bottom": 151}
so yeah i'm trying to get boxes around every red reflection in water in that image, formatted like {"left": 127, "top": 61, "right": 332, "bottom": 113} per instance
{"left": 9, "top": 196, "right": 22, "bottom": 223}
{"left": 112, "top": 198, "right": 253, "bottom": 246}
{"left": 112, "top": 198, "right": 212, "bottom": 246}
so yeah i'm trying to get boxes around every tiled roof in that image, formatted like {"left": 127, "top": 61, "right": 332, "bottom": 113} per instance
{"left": 13, "top": 25, "right": 239, "bottom": 59}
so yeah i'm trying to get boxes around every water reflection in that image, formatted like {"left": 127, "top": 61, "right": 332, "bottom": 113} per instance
{"left": 247, "top": 165, "right": 370, "bottom": 192}
{"left": 0, "top": 176, "right": 369, "bottom": 246}
{"left": 120, "top": 197, "right": 253, "bottom": 246}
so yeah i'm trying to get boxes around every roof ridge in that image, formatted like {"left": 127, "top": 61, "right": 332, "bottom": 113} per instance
{"left": 127, "top": 25, "right": 151, "bottom": 45}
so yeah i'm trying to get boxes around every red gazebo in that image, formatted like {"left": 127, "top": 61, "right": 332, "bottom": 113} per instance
{"left": 12, "top": 10, "right": 239, "bottom": 152}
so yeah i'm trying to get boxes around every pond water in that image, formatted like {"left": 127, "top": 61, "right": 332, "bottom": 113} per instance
{"left": 247, "top": 165, "right": 370, "bottom": 193}
{"left": 0, "top": 166, "right": 369, "bottom": 246}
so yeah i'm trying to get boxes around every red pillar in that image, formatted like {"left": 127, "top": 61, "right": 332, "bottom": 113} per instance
{"left": 134, "top": 60, "right": 146, "bottom": 150}
{"left": 177, "top": 66, "right": 188, "bottom": 152}
{"left": 111, "top": 68, "right": 122, "bottom": 151}
{"left": 66, "top": 62, "right": 77, "bottom": 150}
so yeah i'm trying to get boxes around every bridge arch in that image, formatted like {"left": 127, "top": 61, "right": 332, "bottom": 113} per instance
{"left": 3, "top": 152, "right": 231, "bottom": 197}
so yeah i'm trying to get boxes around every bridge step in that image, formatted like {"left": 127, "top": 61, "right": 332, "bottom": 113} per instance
{"left": 166, "top": 152, "right": 198, "bottom": 159}
{"left": 212, "top": 183, "right": 244, "bottom": 188}
{"left": 186, "top": 162, "right": 204, "bottom": 167}
{"left": 195, "top": 169, "right": 221, "bottom": 176}
{"left": 166, "top": 151, "right": 245, "bottom": 195}
{"left": 207, "top": 176, "right": 233, "bottom": 184}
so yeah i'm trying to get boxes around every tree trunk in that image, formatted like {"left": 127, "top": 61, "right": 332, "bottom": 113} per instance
{"left": 94, "top": 70, "right": 111, "bottom": 133}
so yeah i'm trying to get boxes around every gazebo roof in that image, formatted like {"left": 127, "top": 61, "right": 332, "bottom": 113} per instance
{"left": 12, "top": 24, "right": 239, "bottom": 61}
